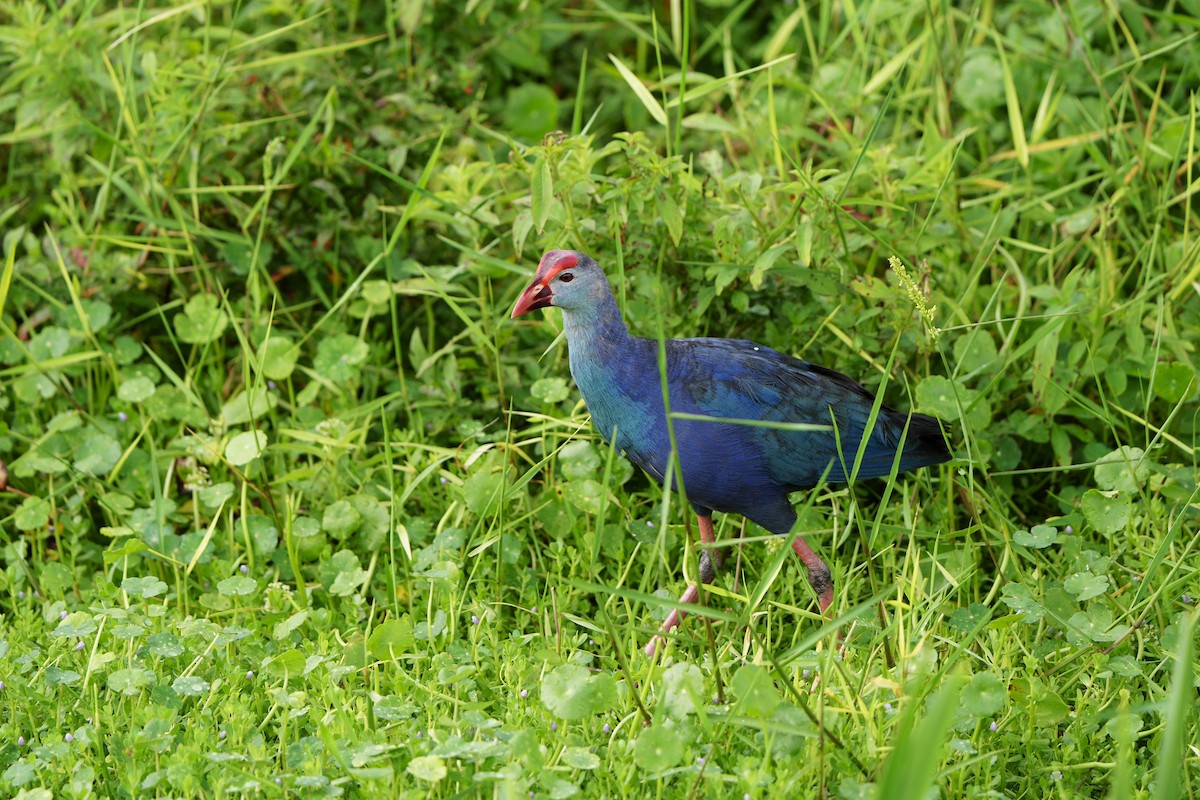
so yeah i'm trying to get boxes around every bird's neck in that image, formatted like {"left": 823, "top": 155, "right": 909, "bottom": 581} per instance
{"left": 561, "top": 291, "right": 630, "bottom": 350}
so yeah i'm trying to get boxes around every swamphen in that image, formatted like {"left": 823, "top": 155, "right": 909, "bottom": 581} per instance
{"left": 512, "top": 250, "right": 952, "bottom": 655}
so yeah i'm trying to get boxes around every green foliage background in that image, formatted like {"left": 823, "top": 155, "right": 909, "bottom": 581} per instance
{"left": 1, "top": 1, "right": 1198, "bottom": 797}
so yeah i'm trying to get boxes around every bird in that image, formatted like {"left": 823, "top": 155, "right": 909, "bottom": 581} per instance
{"left": 511, "top": 249, "right": 952, "bottom": 655}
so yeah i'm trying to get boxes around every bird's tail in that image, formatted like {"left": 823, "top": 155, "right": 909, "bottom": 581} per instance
{"left": 844, "top": 410, "right": 953, "bottom": 481}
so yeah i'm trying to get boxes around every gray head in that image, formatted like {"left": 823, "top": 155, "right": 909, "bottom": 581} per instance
{"left": 510, "top": 250, "right": 613, "bottom": 317}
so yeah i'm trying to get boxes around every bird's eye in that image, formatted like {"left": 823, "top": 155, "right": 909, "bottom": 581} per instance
{"left": 559, "top": 273, "right": 574, "bottom": 283}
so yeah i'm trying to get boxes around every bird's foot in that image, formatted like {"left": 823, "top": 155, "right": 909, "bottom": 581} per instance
{"left": 643, "top": 584, "right": 700, "bottom": 657}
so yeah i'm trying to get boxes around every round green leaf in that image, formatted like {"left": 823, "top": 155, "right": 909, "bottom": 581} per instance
{"left": 1081, "top": 489, "right": 1131, "bottom": 535}
{"left": 225, "top": 430, "right": 268, "bottom": 466}
{"left": 361, "top": 280, "right": 392, "bottom": 306}
{"left": 122, "top": 576, "right": 168, "bottom": 599}
{"left": 957, "top": 52, "right": 1004, "bottom": 112}
{"left": 267, "top": 649, "right": 307, "bottom": 678}
{"left": 661, "top": 662, "right": 704, "bottom": 719}
{"left": 1153, "top": 362, "right": 1195, "bottom": 404}
{"left": 14, "top": 495, "right": 50, "bottom": 531}
{"left": 172, "top": 676, "right": 210, "bottom": 697}
{"left": 504, "top": 83, "right": 559, "bottom": 142}
{"left": 961, "top": 671, "right": 1007, "bottom": 716}
{"left": 322, "top": 500, "right": 362, "bottom": 539}
{"left": 217, "top": 576, "right": 258, "bottom": 596}
{"left": 406, "top": 755, "right": 447, "bottom": 782}
{"left": 633, "top": 725, "right": 683, "bottom": 772}
{"left": 531, "top": 376, "right": 570, "bottom": 405}
{"left": 260, "top": 336, "right": 298, "bottom": 381}
{"left": 74, "top": 430, "right": 121, "bottom": 476}
{"left": 368, "top": 618, "right": 415, "bottom": 660}
{"left": 220, "top": 388, "right": 276, "bottom": 426}
{"left": 174, "top": 294, "right": 229, "bottom": 344}
{"left": 730, "top": 664, "right": 779, "bottom": 718}
{"left": 107, "top": 667, "right": 155, "bottom": 696}
{"left": 1063, "top": 570, "right": 1109, "bottom": 602}
{"left": 541, "top": 664, "right": 616, "bottom": 720}
{"left": 948, "top": 602, "right": 991, "bottom": 633}
{"left": 314, "top": 334, "right": 369, "bottom": 383}
{"left": 564, "top": 479, "right": 605, "bottom": 515}
{"left": 559, "top": 441, "right": 600, "bottom": 481}
{"left": 561, "top": 746, "right": 600, "bottom": 770}
{"left": 80, "top": 298, "right": 113, "bottom": 331}
{"left": 1013, "top": 525, "right": 1058, "bottom": 549}
{"left": 1093, "top": 446, "right": 1148, "bottom": 493}
{"left": 117, "top": 375, "right": 156, "bottom": 403}
{"left": 915, "top": 375, "right": 991, "bottom": 429}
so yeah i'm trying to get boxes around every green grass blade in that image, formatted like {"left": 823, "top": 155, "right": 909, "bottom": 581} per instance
{"left": 1153, "top": 610, "right": 1195, "bottom": 800}
{"left": 877, "top": 672, "right": 968, "bottom": 799}
{"left": 608, "top": 53, "right": 667, "bottom": 126}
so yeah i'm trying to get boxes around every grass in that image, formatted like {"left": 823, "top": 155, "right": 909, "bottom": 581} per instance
{"left": 1, "top": 1, "right": 1198, "bottom": 797}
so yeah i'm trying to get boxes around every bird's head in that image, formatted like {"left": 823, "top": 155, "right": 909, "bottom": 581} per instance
{"left": 510, "top": 250, "right": 608, "bottom": 317}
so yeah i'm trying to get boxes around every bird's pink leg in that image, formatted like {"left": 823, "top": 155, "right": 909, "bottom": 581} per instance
{"left": 791, "top": 534, "right": 834, "bottom": 614}
{"left": 644, "top": 515, "right": 719, "bottom": 656}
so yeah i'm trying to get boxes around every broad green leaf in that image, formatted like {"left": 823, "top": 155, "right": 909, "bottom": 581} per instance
{"left": 957, "top": 51, "right": 1004, "bottom": 112}
{"left": 559, "top": 440, "right": 600, "bottom": 481}
{"left": 1093, "top": 446, "right": 1148, "bottom": 493}
{"left": 541, "top": 664, "right": 617, "bottom": 720}
{"left": 172, "top": 676, "right": 210, "bottom": 697}
{"left": 633, "top": 725, "right": 683, "bottom": 772}
{"left": 260, "top": 336, "right": 298, "bottom": 381}
{"left": 1153, "top": 361, "right": 1195, "bottom": 404}
{"left": 563, "top": 478, "right": 604, "bottom": 515}
{"left": 916, "top": 375, "right": 990, "bottom": 429}
{"left": 368, "top": 618, "right": 415, "bottom": 659}
{"left": 1000, "top": 583, "right": 1045, "bottom": 623}
{"left": 531, "top": 376, "right": 570, "bottom": 405}
{"left": 1063, "top": 570, "right": 1109, "bottom": 602}
{"left": 122, "top": 576, "right": 168, "bottom": 599}
{"left": 374, "top": 696, "right": 418, "bottom": 721}
{"left": 1081, "top": 489, "right": 1130, "bottom": 535}
{"left": 314, "top": 334, "right": 369, "bottom": 383}
{"left": 107, "top": 668, "right": 155, "bottom": 696}
{"left": 217, "top": 576, "right": 257, "bottom": 596}
{"left": 661, "top": 662, "right": 704, "bottom": 719}
{"left": 322, "top": 500, "right": 362, "bottom": 540}
{"left": 220, "top": 388, "right": 276, "bottom": 426}
{"left": 948, "top": 603, "right": 991, "bottom": 633}
{"left": 225, "top": 430, "right": 268, "bottom": 466}
{"left": 74, "top": 430, "right": 121, "bottom": 476}
{"left": 961, "top": 672, "right": 1007, "bottom": 716}
{"left": 273, "top": 610, "right": 309, "bottom": 640}
{"left": 1065, "top": 606, "right": 1128, "bottom": 645}
{"left": 406, "top": 755, "right": 447, "bottom": 782}
{"left": 504, "top": 83, "right": 559, "bottom": 142}
{"left": 1013, "top": 525, "right": 1058, "bottom": 549}
{"left": 561, "top": 746, "right": 600, "bottom": 770}
{"left": 267, "top": 649, "right": 306, "bottom": 678}
{"left": 117, "top": 375, "right": 156, "bottom": 403}
{"left": 14, "top": 495, "right": 50, "bottom": 531}
{"left": 174, "top": 294, "right": 228, "bottom": 344}
{"left": 658, "top": 190, "right": 682, "bottom": 245}
{"left": 730, "top": 664, "right": 779, "bottom": 718}
{"left": 319, "top": 549, "right": 366, "bottom": 596}
{"left": 1010, "top": 678, "right": 1069, "bottom": 726}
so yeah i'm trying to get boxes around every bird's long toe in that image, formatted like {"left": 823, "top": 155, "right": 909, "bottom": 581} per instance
{"left": 645, "top": 583, "right": 700, "bottom": 656}
{"left": 791, "top": 534, "right": 835, "bottom": 615}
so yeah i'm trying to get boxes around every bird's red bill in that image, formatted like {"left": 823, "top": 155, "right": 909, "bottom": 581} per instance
{"left": 511, "top": 281, "right": 552, "bottom": 317}
{"left": 511, "top": 250, "right": 578, "bottom": 318}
